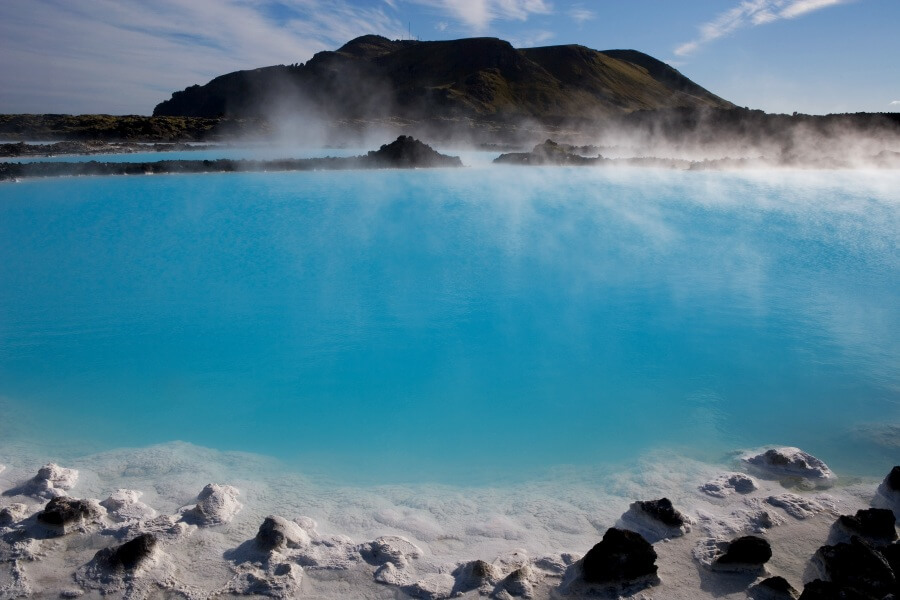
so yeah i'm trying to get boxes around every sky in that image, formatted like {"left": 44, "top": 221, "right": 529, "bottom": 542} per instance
{"left": 0, "top": 0, "right": 897, "bottom": 115}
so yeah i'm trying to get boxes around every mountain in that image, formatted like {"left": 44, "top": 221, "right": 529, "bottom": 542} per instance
{"left": 152, "top": 35, "right": 732, "bottom": 122}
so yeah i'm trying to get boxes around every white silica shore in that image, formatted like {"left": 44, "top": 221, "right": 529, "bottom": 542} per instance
{"left": 0, "top": 441, "right": 895, "bottom": 600}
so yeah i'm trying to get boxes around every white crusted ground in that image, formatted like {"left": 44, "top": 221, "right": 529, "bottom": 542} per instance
{"left": 0, "top": 442, "right": 895, "bottom": 600}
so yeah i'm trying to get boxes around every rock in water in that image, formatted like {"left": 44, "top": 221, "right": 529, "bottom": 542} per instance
{"left": 365, "top": 136, "right": 462, "bottom": 168}
{"left": 752, "top": 576, "right": 798, "bottom": 599}
{"left": 255, "top": 515, "right": 310, "bottom": 552}
{"left": 813, "top": 536, "right": 896, "bottom": 598}
{"left": 837, "top": 508, "right": 897, "bottom": 541}
{"left": 714, "top": 535, "right": 772, "bottom": 571}
{"left": 182, "top": 483, "right": 242, "bottom": 526}
{"left": 742, "top": 448, "right": 836, "bottom": 487}
{"left": 96, "top": 534, "right": 157, "bottom": 571}
{"left": 37, "top": 497, "right": 102, "bottom": 531}
{"left": 581, "top": 527, "right": 658, "bottom": 584}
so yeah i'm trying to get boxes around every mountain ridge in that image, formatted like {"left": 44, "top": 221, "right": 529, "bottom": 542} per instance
{"left": 152, "top": 35, "right": 733, "bottom": 122}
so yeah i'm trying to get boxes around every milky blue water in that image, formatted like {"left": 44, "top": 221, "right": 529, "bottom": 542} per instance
{"left": 1, "top": 165, "right": 897, "bottom": 484}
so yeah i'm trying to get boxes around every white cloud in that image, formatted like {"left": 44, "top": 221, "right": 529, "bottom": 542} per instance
{"left": 0, "top": 0, "right": 407, "bottom": 114}
{"left": 891, "top": 100, "right": 900, "bottom": 106}
{"left": 567, "top": 8, "right": 595, "bottom": 25}
{"left": 435, "top": 21, "right": 449, "bottom": 31}
{"left": 509, "top": 30, "right": 555, "bottom": 48}
{"left": 409, "top": 0, "right": 552, "bottom": 32}
{"left": 675, "top": 0, "right": 852, "bottom": 57}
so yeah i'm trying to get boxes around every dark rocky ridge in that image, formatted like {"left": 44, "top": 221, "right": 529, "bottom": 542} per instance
{"left": 0, "top": 136, "right": 461, "bottom": 181}
{"left": 153, "top": 35, "right": 731, "bottom": 122}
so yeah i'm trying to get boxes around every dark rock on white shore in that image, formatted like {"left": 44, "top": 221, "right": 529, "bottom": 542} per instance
{"left": 36, "top": 497, "right": 103, "bottom": 532}
{"left": 95, "top": 533, "right": 158, "bottom": 571}
{"left": 713, "top": 535, "right": 772, "bottom": 571}
{"left": 838, "top": 508, "right": 897, "bottom": 541}
{"left": 813, "top": 536, "right": 896, "bottom": 598}
{"left": 743, "top": 448, "right": 836, "bottom": 488}
{"left": 621, "top": 497, "right": 691, "bottom": 539}
{"left": 879, "top": 467, "right": 900, "bottom": 506}
{"left": 889, "top": 467, "right": 900, "bottom": 492}
{"left": 751, "top": 576, "right": 798, "bottom": 599}
{"left": 255, "top": 516, "right": 310, "bottom": 553}
{"left": 581, "top": 527, "right": 658, "bottom": 584}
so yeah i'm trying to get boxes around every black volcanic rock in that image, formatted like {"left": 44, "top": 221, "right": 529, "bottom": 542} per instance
{"left": 95, "top": 534, "right": 157, "bottom": 571}
{"left": 153, "top": 35, "right": 732, "bottom": 120}
{"left": 814, "top": 536, "right": 896, "bottom": 598}
{"left": 634, "top": 498, "right": 685, "bottom": 528}
{"left": 582, "top": 527, "right": 657, "bottom": 584}
{"left": 715, "top": 535, "right": 772, "bottom": 567}
{"left": 36, "top": 497, "right": 99, "bottom": 528}
{"left": 888, "top": 467, "right": 900, "bottom": 492}
{"left": 365, "top": 135, "right": 462, "bottom": 167}
{"left": 494, "top": 139, "right": 600, "bottom": 165}
{"left": 754, "top": 576, "right": 798, "bottom": 599}
{"left": 838, "top": 508, "right": 897, "bottom": 541}
{"left": 798, "top": 579, "right": 876, "bottom": 600}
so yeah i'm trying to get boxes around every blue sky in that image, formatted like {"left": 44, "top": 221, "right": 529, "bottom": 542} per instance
{"left": 0, "top": 0, "right": 897, "bottom": 115}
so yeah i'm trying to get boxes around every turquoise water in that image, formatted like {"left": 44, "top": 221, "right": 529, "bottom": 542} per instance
{"left": 1, "top": 167, "right": 897, "bottom": 483}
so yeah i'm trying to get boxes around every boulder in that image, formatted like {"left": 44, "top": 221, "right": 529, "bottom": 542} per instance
{"left": 713, "top": 535, "right": 772, "bottom": 571}
{"left": 36, "top": 496, "right": 103, "bottom": 531}
{"left": 365, "top": 136, "right": 462, "bottom": 168}
{"left": 889, "top": 467, "right": 900, "bottom": 492}
{"left": 621, "top": 497, "right": 690, "bottom": 539}
{"left": 95, "top": 533, "right": 157, "bottom": 571}
{"left": 181, "top": 483, "right": 242, "bottom": 526}
{"left": 403, "top": 573, "right": 456, "bottom": 600}
{"left": 798, "top": 579, "right": 876, "bottom": 600}
{"left": 581, "top": 527, "right": 657, "bottom": 584}
{"left": 837, "top": 508, "right": 897, "bottom": 541}
{"left": 813, "top": 536, "right": 896, "bottom": 598}
{"left": 6, "top": 463, "right": 79, "bottom": 499}
{"left": 743, "top": 448, "right": 835, "bottom": 487}
{"left": 255, "top": 515, "right": 310, "bottom": 552}
{"left": 752, "top": 576, "right": 798, "bottom": 599}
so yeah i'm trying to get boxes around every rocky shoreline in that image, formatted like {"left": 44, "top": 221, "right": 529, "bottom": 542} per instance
{"left": 0, "top": 141, "right": 219, "bottom": 159}
{"left": 1, "top": 445, "right": 897, "bottom": 599}
{"left": 0, "top": 136, "right": 461, "bottom": 181}
{"left": 495, "top": 140, "right": 900, "bottom": 170}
